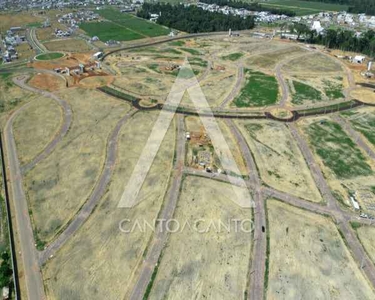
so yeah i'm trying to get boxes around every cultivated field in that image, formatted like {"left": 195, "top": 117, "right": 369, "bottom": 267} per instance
{"left": 23, "top": 88, "right": 131, "bottom": 243}
{"left": 149, "top": 176, "right": 252, "bottom": 300}
{"left": 237, "top": 120, "right": 321, "bottom": 202}
{"left": 13, "top": 96, "right": 62, "bottom": 165}
{"left": 267, "top": 200, "right": 375, "bottom": 299}
{"left": 43, "top": 111, "right": 175, "bottom": 300}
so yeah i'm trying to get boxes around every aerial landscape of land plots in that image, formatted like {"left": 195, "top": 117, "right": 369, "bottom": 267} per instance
{"left": 3, "top": 25, "right": 375, "bottom": 300}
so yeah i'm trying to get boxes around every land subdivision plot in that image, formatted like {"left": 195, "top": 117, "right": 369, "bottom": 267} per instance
{"left": 267, "top": 199, "right": 375, "bottom": 299}
{"left": 287, "top": 75, "right": 345, "bottom": 106}
{"left": 43, "top": 39, "right": 92, "bottom": 53}
{"left": 13, "top": 96, "right": 62, "bottom": 165}
{"left": 236, "top": 120, "right": 321, "bottom": 202}
{"left": 0, "top": 12, "right": 43, "bottom": 31}
{"left": 28, "top": 73, "right": 66, "bottom": 92}
{"left": 43, "top": 111, "right": 175, "bottom": 300}
{"left": 341, "top": 107, "right": 375, "bottom": 148}
{"left": 184, "top": 116, "right": 247, "bottom": 175}
{"left": 180, "top": 64, "right": 237, "bottom": 108}
{"left": 245, "top": 45, "right": 307, "bottom": 70}
{"left": 282, "top": 52, "right": 343, "bottom": 74}
{"left": 298, "top": 116, "right": 375, "bottom": 208}
{"left": 149, "top": 176, "right": 252, "bottom": 300}
{"left": 355, "top": 225, "right": 375, "bottom": 264}
{"left": 23, "top": 88, "right": 131, "bottom": 244}
{"left": 0, "top": 74, "right": 33, "bottom": 126}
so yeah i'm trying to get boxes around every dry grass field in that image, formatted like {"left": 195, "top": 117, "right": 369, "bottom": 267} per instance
{"left": 23, "top": 88, "right": 131, "bottom": 243}
{"left": 356, "top": 225, "right": 375, "bottom": 264}
{"left": 15, "top": 43, "right": 35, "bottom": 60}
{"left": 267, "top": 200, "right": 375, "bottom": 299}
{"left": 43, "top": 39, "right": 92, "bottom": 53}
{"left": 0, "top": 12, "right": 43, "bottom": 31}
{"left": 236, "top": 120, "right": 322, "bottom": 202}
{"left": 28, "top": 73, "right": 66, "bottom": 92}
{"left": 149, "top": 176, "right": 252, "bottom": 300}
{"left": 43, "top": 111, "right": 175, "bottom": 300}
{"left": 13, "top": 96, "right": 62, "bottom": 165}
{"left": 283, "top": 52, "right": 343, "bottom": 74}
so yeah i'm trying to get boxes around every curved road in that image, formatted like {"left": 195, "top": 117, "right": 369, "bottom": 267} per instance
{"left": 12, "top": 76, "right": 73, "bottom": 174}
{"left": 40, "top": 108, "right": 138, "bottom": 264}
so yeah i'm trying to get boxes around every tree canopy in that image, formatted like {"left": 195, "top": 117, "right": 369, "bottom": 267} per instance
{"left": 137, "top": 3, "right": 255, "bottom": 33}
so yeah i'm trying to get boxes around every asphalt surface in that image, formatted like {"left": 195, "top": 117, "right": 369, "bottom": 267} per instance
{"left": 27, "top": 28, "right": 46, "bottom": 55}
{"left": 128, "top": 115, "right": 185, "bottom": 300}
{"left": 225, "top": 119, "right": 266, "bottom": 300}
{"left": 40, "top": 108, "right": 138, "bottom": 264}
{"left": 220, "top": 62, "right": 244, "bottom": 107}
{"left": 4, "top": 97, "right": 46, "bottom": 300}
{"left": 13, "top": 76, "right": 72, "bottom": 174}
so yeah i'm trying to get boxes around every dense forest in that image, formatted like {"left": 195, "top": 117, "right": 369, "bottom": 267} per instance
{"left": 300, "top": 0, "right": 375, "bottom": 15}
{"left": 199, "top": 0, "right": 296, "bottom": 16}
{"left": 137, "top": 3, "right": 255, "bottom": 33}
{"left": 287, "top": 23, "right": 375, "bottom": 56}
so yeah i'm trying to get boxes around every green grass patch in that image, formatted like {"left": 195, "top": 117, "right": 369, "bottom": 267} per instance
{"left": 180, "top": 47, "right": 202, "bottom": 55}
{"left": 234, "top": 69, "right": 279, "bottom": 107}
{"left": 188, "top": 57, "right": 208, "bottom": 67}
{"left": 344, "top": 112, "right": 375, "bottom": 146}
{"left": 147, "top": 63, "right": 161, "bottom": 73}
{"left": 222, "top": 52, "right": 244, "bottom": 61}
{"left": 291, "top": 80, "right": 323, "bottom": 105}
{"left": 98, "top": 8, "right": 169, "bottom": 38}
{"left": 26, "top": 22, "right": 42, "bottom": 28}
{"left": 169, "top": 40, "right": 185, "bottom": 46}
{"left": 99, "top": 86, "right": 139, "bottom": 103}
{"left": 323, "top": 79, "right": 344, "bottom": 100}
{"left": 298, "top": 100, "right": 356, "bottom": 115}
{"left": 306, "top": 120, "right": 373, "bottom": 179}
{"left": 35, "top": 52, "right": 64, "bottom": 60}
{"left": 350, "top": 221, "right": 362, "bottom": 230}
{"left": 160, "top": 48, "right": 182, "bottom": 55}
{"left": 80, "top": 21, "right": 143, "bottom": 41}
{"left": 260, "top": 0, "right": 348, "bottom": 16}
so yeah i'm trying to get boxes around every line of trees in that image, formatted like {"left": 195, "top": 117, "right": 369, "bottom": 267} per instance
{"left": 300, "top": 0, "right": 375, "bottom": 15}
{"left": 137, "top": 3, "right": 255, "bottom": 33}
{"left": 199, "top": 0, "right": 296, "bottom": 17}
{"left": 286, "top": 22, "right": 375, "bottom": 57}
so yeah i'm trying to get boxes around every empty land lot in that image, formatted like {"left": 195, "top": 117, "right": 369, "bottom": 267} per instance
{"left": 233, "top": 69, "right": 279, "bottom": 107}
{"left": 283, "top": 53, "right": 343, "bottom": 74}
{"left": 237, "top": 120, "right": 321, "bottom": 202}
{"left": 355, "top": 225, "right": 375, "bottom": 264}
{"left": 149, "top": 176, "right": 252, "bottom": 300}
{"left": 303, "top": 118, "right": 373, "bottom": 179}
{"left": 43, "top": 39, "right": 92, "bottom": 53}
{"left": 267, "top": 200, "right": 375, "bottom": 299}
{"left": 13, "top": 96, "right": 62, "bottom": 165}
{"left": 23, "top": 88, "right": 131, "bottom": 244}
{"left": 341, "top": 108, "right": 375, "bottom": 147}
{"left": 43, "top": 111, "right": 175, "bottom": 300}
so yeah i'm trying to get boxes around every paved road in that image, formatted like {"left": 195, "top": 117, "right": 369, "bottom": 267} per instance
{"left": 27, "top": 28, "right": 46, "bottom": 55}
{"left": 12, "top": 76, "right": 72, "bottom": 174}
{"left": 128, "top": 115, "right": 185, "bottom": 300}
{"left": 220, "top": 62, "right": 244, "bottom": 107}
{"left": 225, "top": 119, "right": 266, "bottom": 300}
{"left": 4, "top": 97, "right": 46, "bottom": 300}
{"left": 40, "top": 108, "right": 137, "bottom": 264}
